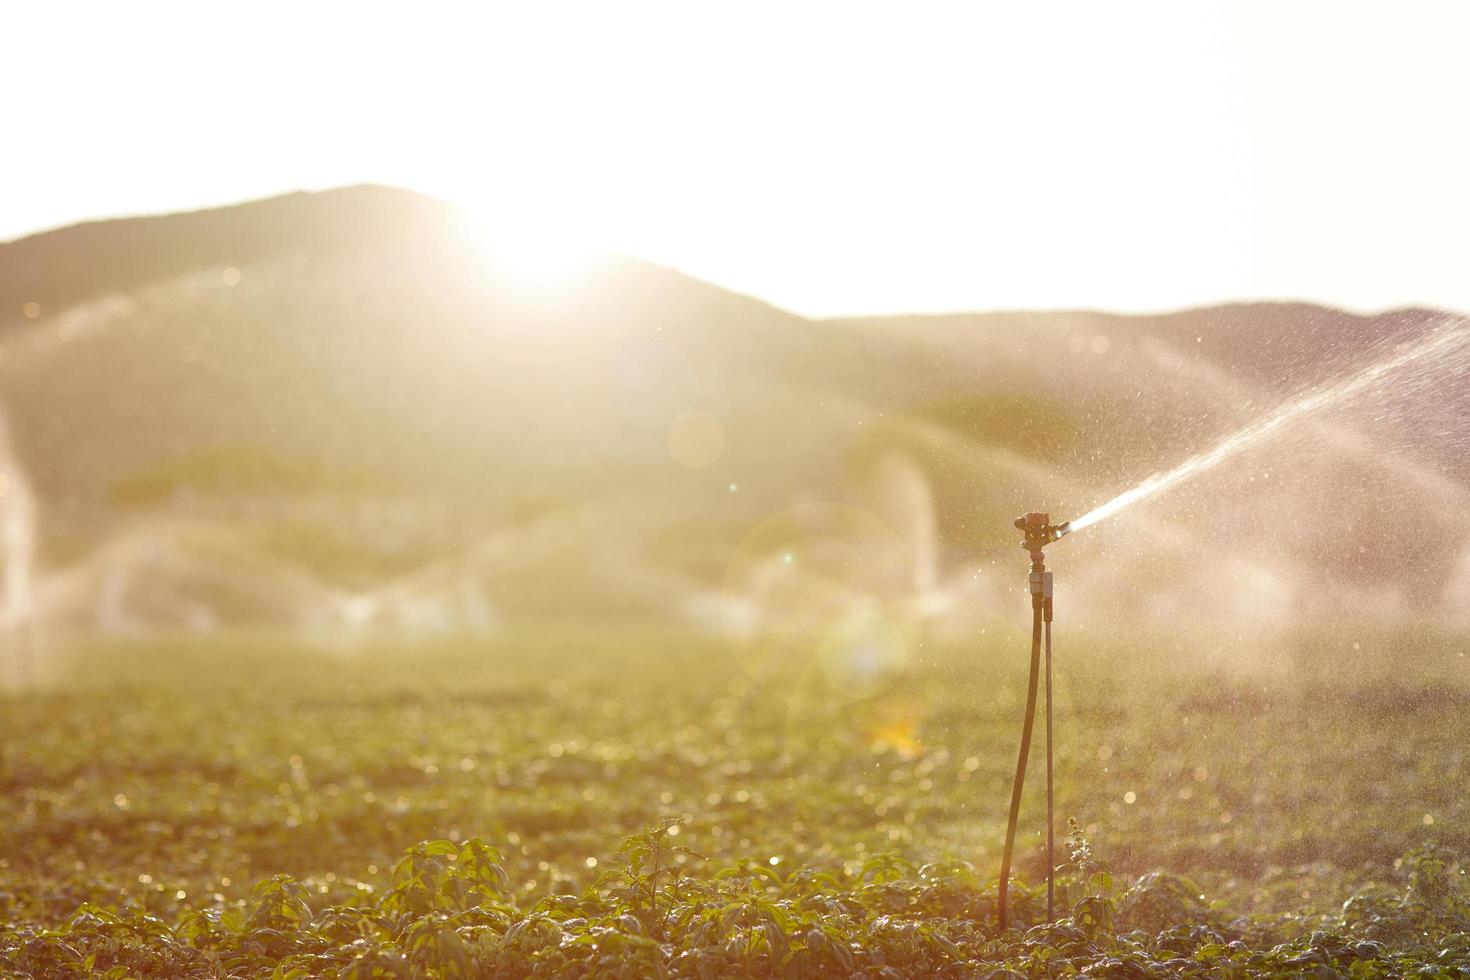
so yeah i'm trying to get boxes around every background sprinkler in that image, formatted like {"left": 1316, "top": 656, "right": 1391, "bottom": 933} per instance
{"left": 998, "top": 511, "right": 1070, "bottom": 930}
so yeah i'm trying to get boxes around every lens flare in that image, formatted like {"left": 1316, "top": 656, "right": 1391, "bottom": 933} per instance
{"left": 723, "top": 503, "right": 920, "bottom": 702}
{"left": 666, "top": 411, "right": 726, "bottom": 469}
{"left": 818, "top": 607, "right": 912, "bottom": 700}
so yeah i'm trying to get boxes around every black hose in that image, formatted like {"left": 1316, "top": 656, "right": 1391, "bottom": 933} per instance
{"left": 997, "top": 594, "right": 1043, "bottom": 930}
{"left": 1044, "top": 599, "right": 1054, "bottom": 922}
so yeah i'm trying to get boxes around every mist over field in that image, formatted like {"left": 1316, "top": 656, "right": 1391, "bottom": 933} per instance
{"left": 2, "top": 186, "right": 1468, "bottom": 672}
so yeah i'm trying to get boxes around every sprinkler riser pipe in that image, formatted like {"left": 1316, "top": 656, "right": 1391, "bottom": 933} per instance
{"left": 1029, "top": 571, "right": 1053, "bottom": 598}
{"left": 999, "top": 511, "right": 1065, "bottom": 929}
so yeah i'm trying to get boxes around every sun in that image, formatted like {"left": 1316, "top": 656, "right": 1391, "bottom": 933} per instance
{"left": 453, "top": 200, "right": 600, "bottom": 297}
{"left": 445, "top": 196, "right": 627, "bottom": 361}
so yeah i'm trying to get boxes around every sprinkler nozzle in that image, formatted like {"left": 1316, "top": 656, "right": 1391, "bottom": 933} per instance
{"left": 1014, "top": 512, "right": 1071, "bottom": 559}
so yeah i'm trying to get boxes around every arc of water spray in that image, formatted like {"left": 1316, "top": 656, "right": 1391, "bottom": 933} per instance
{"left": 1140, "top": 337, "right": 1470, "bottom": 507}
{"left": 1068, "top": 320, "right": 1470, "bottom": 533}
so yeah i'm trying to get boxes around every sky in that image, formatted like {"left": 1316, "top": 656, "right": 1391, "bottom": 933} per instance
{"left": 6, "top": 1, "right": 1470, "bottom": 318}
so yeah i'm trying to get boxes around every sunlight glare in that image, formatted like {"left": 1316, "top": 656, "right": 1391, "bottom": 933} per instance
{"left": 454, "top": 202, "right": 600, "bottom": 298}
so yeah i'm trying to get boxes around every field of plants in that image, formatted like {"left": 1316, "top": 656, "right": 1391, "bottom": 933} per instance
{"left": 2, "top": 626, "right": 1467, "bottom": 977}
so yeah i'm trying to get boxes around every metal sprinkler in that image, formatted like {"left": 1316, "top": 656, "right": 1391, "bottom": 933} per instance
{"left": 997, "top": 512, "right": 1071, "bottom": 931}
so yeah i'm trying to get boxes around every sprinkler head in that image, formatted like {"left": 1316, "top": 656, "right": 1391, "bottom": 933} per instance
{"left": 1014, "top": 512, "right": 1071, "bottom": 560}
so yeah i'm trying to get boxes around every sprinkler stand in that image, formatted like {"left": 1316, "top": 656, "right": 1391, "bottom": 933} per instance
{"left": 998, "top": 512, "right": 1067, "bottom": 930}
